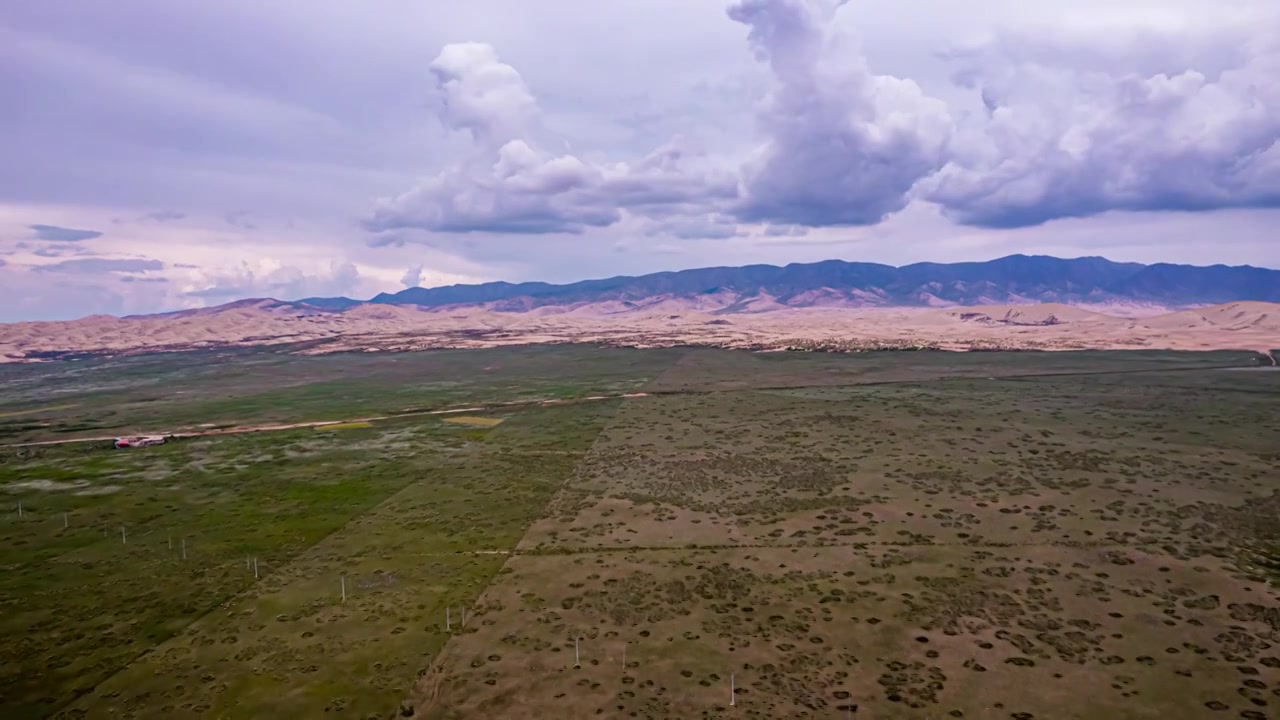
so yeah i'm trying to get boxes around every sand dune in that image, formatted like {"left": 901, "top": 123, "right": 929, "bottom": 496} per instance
{"left": 945, "top": 303, "right": 1112, "bottom": 326}
{"left": 1, "top": 300, "right": 1277, "bottom": 362}
{"left": 1140, "top": 301, "right": 1277, "bottom": 331}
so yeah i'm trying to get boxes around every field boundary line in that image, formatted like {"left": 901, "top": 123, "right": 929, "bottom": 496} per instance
{"left": 51, "top": 470, "right": 429, "bottom": 717}
{"left": 0, "top": 537, "right": 1197, "bottom": 608}
{"left": 415, "top": 394, "right": 637, "bottom": 709}
{"left": 511, "top": 538, "right": 1181, "bottom": 556}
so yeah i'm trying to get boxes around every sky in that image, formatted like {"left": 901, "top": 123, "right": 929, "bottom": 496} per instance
{"left": 2, "top": 0, "right": 1278, "bottom": 321}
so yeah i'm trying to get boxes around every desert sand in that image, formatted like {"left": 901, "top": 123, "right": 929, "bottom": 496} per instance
{"left": 1, "top": 299, "right": 1277, "bottom": 362}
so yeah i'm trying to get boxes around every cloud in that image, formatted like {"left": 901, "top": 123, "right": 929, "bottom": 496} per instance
{"left": 32, "top": 243, "right": 95, "bottom": 258}
{"left": 923, "top": 29, "right": 1280, "bottom": 227}
{"left": 429, "top": 42, "right": 538, "bottom": 148}
{"left": 224, "top": 210, "right": 257, "bottom": 230}
{"left": 28, "top": 224, "right": 103, "bottom": 242}
{"left": 763, "top": 224, "right": 809, "bottom": 237}
{"left": 725, "top": 0, "right": 953, "bottom": 226}
{"left": 33, "top": 258, "right": 164, "bottom": 274}
{"left": 644, "top": 213, "right": 743, "bottom": 240}
{"left": 119, "top": 275, "right": 169, "bottom": 283}
{"left": 364, "top": 0, "right": 1280, "bottom": 244}
{"left": 183, "top": 260, "right": 362, "bottom": 300}
{"left": 5, "top": 0, "right": 1280, "bottom": 323}
{"left": 401, "top": 265, "right": 424, "bottom": 288}
{"left": 0, "top": 264, "right": 134, "bottom": 322}
{"left": 139, "top": 210, "right": 186, "bottom": 223}
{"left": 367, "top": 1, "right": 957, "bottom": 238}
{"left": 364, "top": 45, "right": 736, "bottom": 236}
{"left": 366, "top": 141, "right": 622, "bottom": 234}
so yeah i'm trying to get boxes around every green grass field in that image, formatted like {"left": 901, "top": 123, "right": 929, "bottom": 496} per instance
{"left": 0, "top": 346, "right": 682, "bottom": 445}
{"left": 1, "top": 345, "right": 1277, "bottom": 719}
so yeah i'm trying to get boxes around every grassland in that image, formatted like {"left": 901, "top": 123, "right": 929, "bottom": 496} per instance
{"left": 0, "top": 345, "right": 682, "bottom": 445}
{"left": 0, "top": 346, "right": 662, "bottom": 719}
{"left": 422, "top": 350, "right": 1280, "bottom": 719}
{"left": 1, "top": 345, "right": 1277, "bottom": 719}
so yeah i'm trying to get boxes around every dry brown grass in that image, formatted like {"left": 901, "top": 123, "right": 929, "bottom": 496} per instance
{"left": 415, "top": 365, "right": 1280, "bottom": 719}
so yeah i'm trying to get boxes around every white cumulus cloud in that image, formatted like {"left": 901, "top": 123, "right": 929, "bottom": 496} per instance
{"left": 924, "top": 26, "right": 1280, "bottom": 226}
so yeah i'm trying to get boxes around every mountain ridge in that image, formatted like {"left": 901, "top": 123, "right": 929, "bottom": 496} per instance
{"left": 3, "top": 254, "right": 1279, "bottom": 364}
{"left": 5, "top": 299, "right": 1276, "bottom": 365}
{"left": 297, "top": 254, "right": 1280, "bottom": 313}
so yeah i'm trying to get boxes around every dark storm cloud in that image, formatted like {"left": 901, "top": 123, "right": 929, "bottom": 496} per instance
{"left": 34, "top": 258, "right": 164, "bottom": 274}
{"left": 28, "top": 224, "right": 103, "bottom": 242}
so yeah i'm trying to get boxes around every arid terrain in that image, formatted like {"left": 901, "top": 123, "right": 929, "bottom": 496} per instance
{"left": 2, "top": 300, "right": 1278, "bottom": 363}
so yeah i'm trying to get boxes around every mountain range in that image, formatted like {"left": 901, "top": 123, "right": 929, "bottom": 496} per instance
{"left": 297, "top": 254, "right": 1280, "bottom": 312}
{"left": 3, "top": 254, "right": 1279, "bottom": 363}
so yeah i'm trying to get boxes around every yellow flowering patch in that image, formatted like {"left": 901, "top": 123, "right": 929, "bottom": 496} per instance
{"left": 441, "top": 416, "right": 504, "bottom": 427}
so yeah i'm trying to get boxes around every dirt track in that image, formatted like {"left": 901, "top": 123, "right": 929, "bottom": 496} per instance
{"left": 6, "top": 393, "right": 652, "bottom": 448}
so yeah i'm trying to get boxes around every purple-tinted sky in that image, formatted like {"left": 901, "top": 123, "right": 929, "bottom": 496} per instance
{"left": 2, "top": 0, "right": 1278, "bottom": 320}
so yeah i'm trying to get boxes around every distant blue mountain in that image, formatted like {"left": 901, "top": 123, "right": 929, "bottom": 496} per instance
{"left": 297, "top": 255, "right": 1280, "bottom": 311}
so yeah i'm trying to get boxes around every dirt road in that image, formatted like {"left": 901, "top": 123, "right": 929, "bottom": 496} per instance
{"left": 6, "top": 393, "right": 651, "bottom": 448}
